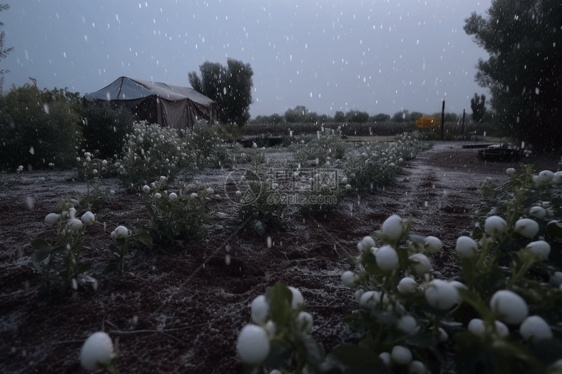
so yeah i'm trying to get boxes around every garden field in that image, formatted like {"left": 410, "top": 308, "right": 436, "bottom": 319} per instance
{"left": 1, "top": 134, "right": 561, "bottom": 374}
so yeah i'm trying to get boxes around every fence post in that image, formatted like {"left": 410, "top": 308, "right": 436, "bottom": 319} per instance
{"left": 462, "top": 109, "right": 466, "bottom": 140}
{"left": 441, "top": 101, "right": 445, "bottom": 140}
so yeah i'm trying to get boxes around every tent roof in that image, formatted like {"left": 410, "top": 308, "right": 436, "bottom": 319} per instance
{"left": 84, "top": 76, "right": 214, "bottom": 105}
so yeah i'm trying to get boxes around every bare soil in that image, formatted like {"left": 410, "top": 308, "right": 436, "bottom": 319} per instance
{"left": 0, "top": 142, "right": 559, "bottom": 374}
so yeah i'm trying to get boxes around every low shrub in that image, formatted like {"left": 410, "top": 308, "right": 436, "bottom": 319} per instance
{"left": 289, "top": 127, "right": 348, "bottom": 167}
{"left": 142, "top": 177, "right": 212, "bottom": 244}
{"left": 118, "top": 122, "right": 197, "bottom": 189}
{"left": 0, "top": 83, "right": 82, "bottom": 170}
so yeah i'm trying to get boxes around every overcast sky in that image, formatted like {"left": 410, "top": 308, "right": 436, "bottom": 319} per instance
{"left": 3, "top": 0, "right": 493, "bottom": 117}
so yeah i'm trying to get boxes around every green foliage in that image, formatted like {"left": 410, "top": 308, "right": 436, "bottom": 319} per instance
{"left": 289, "top": 127, "right": 348, "bottom": 167}
{"left": 118, "top": 122, "right": 197, "bottom": 189}
{"left": 82, "top": 102, "right": 136, "bottom": 159}
{"left": 237, "top": 168, "right": 286, "bottom": 236}
{"left": 334, "top": 111, "right": 346, "bottom": 123}
{"left": 470, "top": 93, "right": 487, "bottom": 122}
{"left": 284, "top": 106, "right": 310, "bottom": 123}
{"left": 143, "top": 177, "right": 211, "bottom": 244}
{"left": 464, "top": 0, "right": 562, "bottom": 150}
{"left": 186, "top": 122, "right": 233, "bottom": 169}
{"left": 346, "top": 110, "right": 369, "bottom": 123}
{"left": 188, "top": 58, "right": 254, "bottom": 126}
{"left": 28, "top": 198, "right": 91, "bottom": 298}
{"left": 369, "top": 113, "right": 391, "bottom": 122}
{"left": 0, "top": 83, "right": 81, "bottom": 170}
{"left": 391, "top": 110, "right": 409, "bottom": 122}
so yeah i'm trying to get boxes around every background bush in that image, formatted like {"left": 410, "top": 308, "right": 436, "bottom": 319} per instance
{"left": 0, "top": 83, "right": 81, "bottom": 170}
{"left": 82, "top": 102, "right": 136, "bottom": 159}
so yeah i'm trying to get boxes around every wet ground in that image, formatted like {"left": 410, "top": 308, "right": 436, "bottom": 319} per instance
{"left": 0, "top": 142, "right": 559, "bottom": 374}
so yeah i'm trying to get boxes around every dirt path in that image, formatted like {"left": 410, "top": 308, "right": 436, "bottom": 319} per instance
{"left": 0, "top": 142, "right": 558, "bottom": 374}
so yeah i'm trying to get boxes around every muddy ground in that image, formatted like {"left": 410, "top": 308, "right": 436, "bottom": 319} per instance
{"left": 0, "top": 142, "right": 559, "bottom": 374}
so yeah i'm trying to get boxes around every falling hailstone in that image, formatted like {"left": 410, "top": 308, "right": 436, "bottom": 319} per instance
{"left": 26, "top": 196, "right": 34, "bottom": 210}
{"left": 29, "top": 146, "right": 34, "bottom": 155}
{"left": 225, "top": 254, "right": 231, "bottom": 265}
{"left": 267, "top": 236, "right": 272, "bottom": 248}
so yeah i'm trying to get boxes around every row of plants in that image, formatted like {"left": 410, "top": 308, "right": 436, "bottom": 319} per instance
{"left": 233, "top": 165, "right": 562, "bottom": 373}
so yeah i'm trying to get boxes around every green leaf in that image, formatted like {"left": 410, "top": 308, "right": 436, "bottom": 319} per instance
{"left": 134, "top": 231, "right": 153, "bottom": 246}
{"left": 31, "top": 238, "right": 53, "bottom": 250}
{"left": 405, "top": 330, "right": 436, "bottom": 348}
{"left": 294, "top": 332, "right": 324, "bottom": 368}
{"left": 328, "top": 344, "right": 389, "bottom": 373}
{"left": 265, "top": 283, "right": 293, "bottom": 327}
{"left": 30, "top": 247, "right": 55, "bottom": 265}
{"left": 262, "top": 345, "right": 292, "bottom": 369}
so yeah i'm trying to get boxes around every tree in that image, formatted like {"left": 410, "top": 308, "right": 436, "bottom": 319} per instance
{"left": 188, "top": 58, "right": 254, "bottom": 126}
{"left": 370, "top": 113, "right": 391, "bottom": 122}
{"left": 334, "top": 111, "right": 346, "bottom": 122}
{"left": 391, "top": 110, "right": 409, "bottom": 122}
{"left": 284, "top": 106, "right": 308, "bottom": 123}
{"left": 346, "top": 111, "right": 369, "bottom": 123}
{"left": 464, "top": 0, "right": 562, "bottom": 150}
{"left": 470, "top": 93, "right": 487, "bottom": 122}
{"left": 0, "top": 4, "right": 13, "bottom": 92}
{"left": 408, "top": 112, "right": 424, "bottom": 122}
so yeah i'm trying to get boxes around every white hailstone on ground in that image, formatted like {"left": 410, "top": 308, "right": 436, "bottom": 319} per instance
{"left": 111, "top": 225, "right": 129, "bottom": 240}
{"left": 398, "top": 277, "right": 417, "bottom": 294}
{"left": 425, "top": 279, "right": 458, "bottom": 310}
{"left": 485, "top": 216, "right": 508, "bottom": 236}
{"left": 376, "top": 245, "right": 400, "bottom": 271}
{"left": 379, "top": 352, "right": 391, "bottom": 367}
{"left": 154, "top": 193, "right": 161, "bottom": 199}
{"left": 236, "top": 325, "right": 270, "bottom": 365}
{"left": 456, "top": 236, "right": 478, "bottom": 258}
{"left": 538, "top": 170, "right": 554, "bottom": 183}
{"left": 438, "top": 327, "right": 448, "bottom": 342}
{"left": 67, "top": 218, "right": 84, "bottom": 232}
{"left": 408, "top": 360, "right": 426, "bottom": 374}
{"left": 409, "top": 253, "right": 431, "bottom": 275}
{"left": 397, "top": 315, "right": 418, "bottom": 335}
{"left": 506, "top": 168, "right": 516, "bottom": 175}
{"left": 168, "top": 192, "right": 178, "bottom": 201}
{"left": 81, "top": 211, "right": 95, "bottom": 225}
{"left": 360, "top": 290, "right": 381, "bottom": 308}
{"left": 142, "top": 185, "right": 150, "bottom": 193}
{"left": 297, "top": 311, "right": 313, "bottom": 334}
{"left": 80, "top": 331, "right": 116, "bottom": 372}
{"left": 250, "top": 295, "right": 269, "bottom": 325}
{"left": 341, "top": 271, "right": 359, "bottom": 288}
{"left": 45, "top": 213, "right": 61, "bottom": 225}
{"left": 381, "top": 214, "right": 404, "bottom": 240}
{"left": 235, "top": 190, "right": 242, "bottom": 197}
{"left": 391, "top": 345, "right": 412, "bottom": 365}
{"left": 288, "top": 286, "right": 304, "bottom": 309}
{"left": 525, "top": 240, "right": 551, "bottom": 260}
{"left": 520, "top": 315, "right": 552, "bottom": 342}
{"left": 424, "top": 236, "right": 442, "bottom": 254}
{"left": 529, "top": 206, "right": 547, "bottom": 218}
{"left": 490, "top": 290, "right": 529, "bottom": 325}
{"left": 515, "top": 218, "right": 539, "bottom": 238}
{"left": 345, "top": 184, "right": 352, "bottom": 191}
{"left": 357, "top": 236, "right": 376, "bottom": 253}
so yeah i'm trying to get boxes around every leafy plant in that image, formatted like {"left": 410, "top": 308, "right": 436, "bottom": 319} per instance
{"left": 28, "top": 198, "right": 93, "bottom": 298}
{"left": 142, "top": 177, "right": 211, "bottom": 244}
